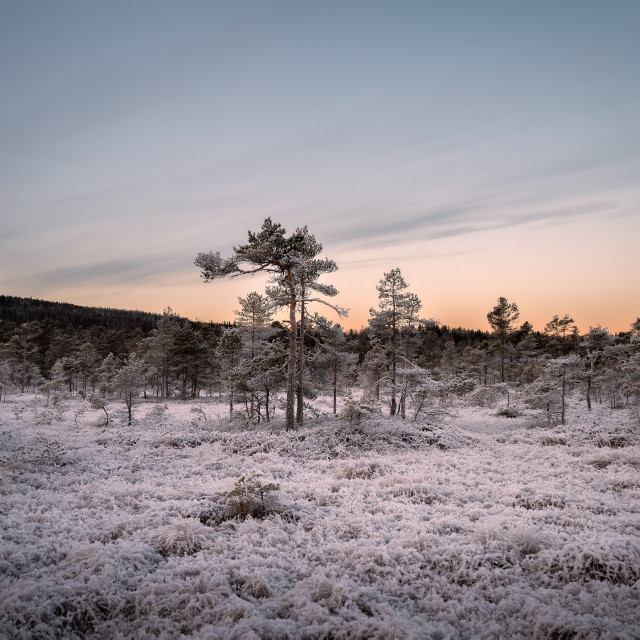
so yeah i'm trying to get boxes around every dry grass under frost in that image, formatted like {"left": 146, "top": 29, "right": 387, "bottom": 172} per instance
{"left": 1, "top": 395, "right": 639, "bottom": 639}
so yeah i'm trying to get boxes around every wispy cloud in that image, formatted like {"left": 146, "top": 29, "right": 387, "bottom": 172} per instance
{"left": 324, "top": 193, "right": 615, "bottom": 250}
{"left": 3, "top": 254, "right": 189, "bottom": 291}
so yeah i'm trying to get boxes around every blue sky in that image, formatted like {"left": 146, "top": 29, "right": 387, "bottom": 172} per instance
{"left": 1, "top": 1, "right": 639, "bottom": 331}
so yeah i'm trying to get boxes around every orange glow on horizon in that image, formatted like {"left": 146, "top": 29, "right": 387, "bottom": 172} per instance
{"left": 6, "top": 210, "right": 637, "bottom": 336}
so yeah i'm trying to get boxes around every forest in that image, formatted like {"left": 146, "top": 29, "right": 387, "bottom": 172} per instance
{"left": 2, "top": 288, "right": 639, "bottom": 425}
{"left": 1, "top": 218, "right": 639, "bottom": 428}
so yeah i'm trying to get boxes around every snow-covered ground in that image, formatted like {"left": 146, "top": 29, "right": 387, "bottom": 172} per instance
{"left": 1, "top": 395, "right": 639, "bottom": 639}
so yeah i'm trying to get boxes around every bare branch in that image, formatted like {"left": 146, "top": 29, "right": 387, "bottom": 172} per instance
{"left": 305, "top": 297, "right": 349, "bottom": 318}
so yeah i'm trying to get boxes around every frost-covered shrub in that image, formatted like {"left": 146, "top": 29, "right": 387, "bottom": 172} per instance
{"left": 338, "top": 393, "right": 379, "bottom": 427}
{"left": 338, "top": 460, "right": 383, "bottom": 480}
{"left": 89, "top": 393, "right": 110, "bottom": 425}
{"left": 469, "top": 385, "right": 498, "bottom": 407}
{"left": 150, "top": 517, "right": 212, "bottom": 556}
{"left": 496, "top": 407, "right": 520, "bottom": 418}
{"left": 511, "top": 528, "right": 546, "bottom": 556}
{"left": 514, "top": 492, "right": 567, "bottom": 510}
{"left": 189, "top": 405, "right": 208, "bottom": 422}
{"left": 150, "top": 403, "right": 169, "bottom": 418}
{"left": 221, "top": 473, "right": 281, "bottom": 521}
{"left": 440, "top": 376, "right": 476, "bottom": 400}
{"left": 547, "top": 538, "right": 640, "bottom": 585}
{"left": 596, "top": 434, "right": 629, "bottom": 448}
{"left": 540, "top": 436, "right": 568, "bottom": 446}
{"left": 4, "top": 435, "right": 70, "bottom": 471}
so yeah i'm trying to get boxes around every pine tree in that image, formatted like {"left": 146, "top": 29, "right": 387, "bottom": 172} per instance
{"left": 75, "top": 342, "right": 101, "bottom": 395}
{"left": 153, "top": 308, "right": 180, "bottom": 399}
{"left": 112, "top": 355, "right": 146, "bottom": 426}
{"left": 172, "top": 323, "right": 210, "bottom": 400}
{"left": 368, "top": 268, "right": 423, "bottom": 416}
{"left": 234, "top": 292, "right": 273, "bottom": 419}
{"left": 196, "top": 218, "right": 342, "bottom": 431}
{"left": 5, "top": 322, "right": 42, "bottom": 392}
{"left": 487, "top": 297, "right": 520, "bottom": 382}
{"left": 265, "top": 227, "right": 346, "bottom": 426}
{"left": 218, "top": 327, "right": 243, "bottom": 418}
{"left": 581, "top": 326, "right": 613, "bottom": 410}
{"left": 306, "top": 313, "right": 357, "bottom": 415}
{"left": 526, "top": 354, "right": 584, "bottom": 425}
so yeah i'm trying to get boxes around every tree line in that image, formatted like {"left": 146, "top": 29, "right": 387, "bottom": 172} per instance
{"left": 1, "top": 219, "right": 638, "bottom": 429}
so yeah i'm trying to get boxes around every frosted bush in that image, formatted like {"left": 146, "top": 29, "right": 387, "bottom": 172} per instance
{"left": 150, "top": 518, "right": 212, "bottom": 556}
{"left": 338, "top": 460, "right": 383, "bottom": 480}
{"left": 221, "top": 473, "right": 281, "bottom": 521}
{"left": 510, "top": 527, "right": 546, "bottom": 556}
{"left": 547, "top": 538, "right": 640, "bottom": 585}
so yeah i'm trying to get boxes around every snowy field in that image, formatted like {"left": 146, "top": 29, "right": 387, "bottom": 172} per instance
{"left": 1, "top": 395, "right": 639, "bottom": 639}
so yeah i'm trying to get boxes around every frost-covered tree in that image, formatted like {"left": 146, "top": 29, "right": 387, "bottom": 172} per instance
{"left": 525, "top": 354, "right": 583, "bottom": 425}
{"left": 487, "top": 297, "right": 520, "bottom": 382}
{"left": 3, "top": 322, "right": 41, "bottom": 392}
{"left": 621, "top": 318, "right": 640, "bottom": 408}
{"left": 243, "top": 338, "right": 288, "bottom": 422}
{"left": 97, "top": 353, "right": 120, "bottom": 397}
{"left": 265, "top": 227, "right": 346, "bottom": 426}
{"left": 405, "top": 367, "right": 439, "bottom": 421}
{"left": 112, "top": 354, "right": 146, "bottom": 426}
{"left": 440, "top": 341, "right": 458, "bottom": 379}
{"left": 143, "top": 308, "right": 180, "bottom": 399}
{"left": 218, "top": 326, "right": 243, "bottom": 417}
{"left": 75, "top": 342, "right": 101, "bottom": 395}
{"left": 305, "top": 313, "right": 357, "bottom": 415}
{"left": 368, "top": 268, "right": 423, "bottom": 416}
{"left": 172, "top": 323, "right": 210, "bottom": 400}
{"left": 41, "top": 358, "right": 70, "bottom": 405}
{"left": 598, "top": 344, "right": 630, "bottom": 410}
{"left": 544, "top": 314, "right": 576, "bottom": 340}
{"left": 195, "top": 218, "right": 341, "bottom": 431}
{"left": 235, "top": 292, "right": 273, "bottom": 352}
{"left": 234, "top": 292, "right": 273, "bottom": 419}
{"left": 581, "top": 326, "right": 613, "bottom": 410}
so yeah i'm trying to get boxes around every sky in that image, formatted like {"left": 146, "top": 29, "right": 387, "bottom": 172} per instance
{"left": 1, "top": 1, "right": 639, "bottom": 333}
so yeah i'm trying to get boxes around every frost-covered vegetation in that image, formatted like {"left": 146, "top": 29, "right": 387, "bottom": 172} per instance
{"left": 1, "top": 394, "right": 639, "bottom": 639}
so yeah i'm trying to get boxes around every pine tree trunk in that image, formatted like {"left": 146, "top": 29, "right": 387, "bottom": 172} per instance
{"left": 390, "top": 306, "right": 397, "bottom": 416}
{"left": 21, "top": 343, "right": 27, "bottom": 393}
{"left": 296, "top": 292, "right": 305, "bottom": 426}
{"left": 285, "top": 267, "right": 297, "bottom": 431}
{"left": 561, "top": 369, "right": 566, "bottom": 426}
{"left": 250, "top": 325, "right": 255, "bottom": 419}
{"left": 333, "top": 357, "right": 338, "bottom": 415}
